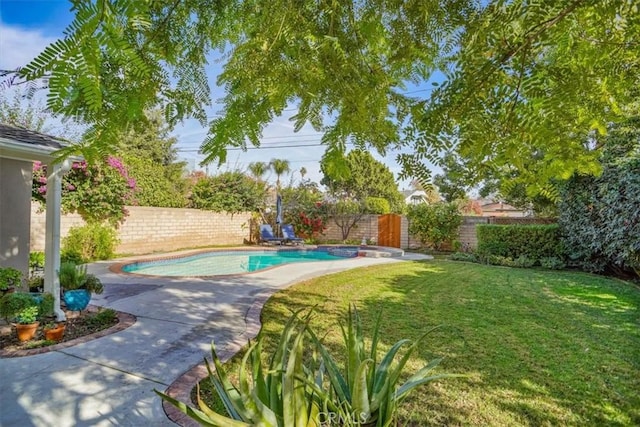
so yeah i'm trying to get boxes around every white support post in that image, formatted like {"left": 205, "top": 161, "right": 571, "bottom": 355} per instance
{"left": 44, "top": 161, "right": 67, "bottom": 321}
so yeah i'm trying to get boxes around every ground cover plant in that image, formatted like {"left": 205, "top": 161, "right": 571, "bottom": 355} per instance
{"left": 198, "top": 261, "right": 640, "bottom": 426}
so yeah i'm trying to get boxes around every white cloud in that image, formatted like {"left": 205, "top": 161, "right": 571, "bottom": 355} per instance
{"left": 0, "top": 23, "right": 55, "bottom": 69}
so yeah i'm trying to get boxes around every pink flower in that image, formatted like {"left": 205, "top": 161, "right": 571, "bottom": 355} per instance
{"left": 127, "top": 178, "right": 136, "bottom": 189}
{"left": 38, "top": 186, "right": 47, "bottom": 194}
{"left": 66, "top": 184, "right": 76, "bottom": 191}
{"left": 38, "top": 176, "right": 47, "bottom": 184}
{"left": 107, "top": 156, "right": 128, "bottom": 176}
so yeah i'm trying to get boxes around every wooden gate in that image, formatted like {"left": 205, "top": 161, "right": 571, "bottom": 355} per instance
{"left": 377, "top": 214, "right": 401, "bottom": 248}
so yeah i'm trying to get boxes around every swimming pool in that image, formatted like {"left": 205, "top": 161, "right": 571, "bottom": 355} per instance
{"left": 120, "top": 249, "right": 354, "bottom": 277}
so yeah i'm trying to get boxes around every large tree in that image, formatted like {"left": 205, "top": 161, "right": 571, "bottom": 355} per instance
{"left": 321, "top": 150, "right": 404, "bottom": 212}
{"left": 5, "top": 0, "right": 638, "bottom": 198}
{"left": 116, "top": 110, "right": 189, "bottom": 207}
{"left": 432, "top": 152, "right": 472, "bottom": 203}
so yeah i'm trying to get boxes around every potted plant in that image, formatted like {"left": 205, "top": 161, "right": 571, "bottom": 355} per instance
{"left": 43, "top": 321, "right": 66, "bottom": 341}
{"left": 0, "top": 267, "right": 23, "bottom": 295}
{"left": 38, "top": 292, "right": 65, "bottom": 341}
{"left": 15, "top": 305, "right": 40, "bottom": 341}
{"left": 0, "top": 292, "right": 40, "bottom": 341}
{"left": 59, "top": 262, "right": 104, "bottom": 311}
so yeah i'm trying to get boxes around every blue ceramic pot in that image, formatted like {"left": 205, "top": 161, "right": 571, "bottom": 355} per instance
{"left": 63, "top": 289, "right": 91, "bottom": 311}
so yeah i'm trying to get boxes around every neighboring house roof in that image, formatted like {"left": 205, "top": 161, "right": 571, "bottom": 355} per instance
{"left": 472, "top": 199, "right": 526, "bottom": 217}
{"left": 403, "top": 190, "right": 427, "bottom": 204}
{"left": 481, "top": 201, "right": 521, "bottom": 212}
{"left": 0, "top": 123, "right": 68, "bottom": 162}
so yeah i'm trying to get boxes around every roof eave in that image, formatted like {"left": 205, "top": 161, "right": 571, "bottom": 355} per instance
{"left": 0, "top": 137, "right": 81, "bottom": 163}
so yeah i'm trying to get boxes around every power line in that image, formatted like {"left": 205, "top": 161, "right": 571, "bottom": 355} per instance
{"left": 177, "top": 134, "right": 324, "bottom": 146}
{"left": 176, "top": 141, "right": 338, "bottom": 153}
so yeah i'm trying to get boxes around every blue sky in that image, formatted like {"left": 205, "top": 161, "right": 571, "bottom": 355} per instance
{"left": 0, "top": 1, "right": 431, "bottom": 189}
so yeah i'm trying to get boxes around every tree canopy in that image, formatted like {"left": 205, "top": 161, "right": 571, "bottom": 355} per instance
{"left": 321, "top": 150, "right": 404, "bottom": 212}
{"left": 5, "top": 0, "right": 639, "bottom": 197}
{"left": 117, "top": 110, "right": 189, "bottom": 207}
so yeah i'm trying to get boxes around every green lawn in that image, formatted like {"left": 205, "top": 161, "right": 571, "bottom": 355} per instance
{"left": 201, "top": 260, "right": 640, "bottom": 426}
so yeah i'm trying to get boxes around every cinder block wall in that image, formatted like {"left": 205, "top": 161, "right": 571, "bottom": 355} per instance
{"left": 30, "top": 204, "right": 252, "bottom": 255}
{"left": 30, "top": 204, "right": 84, "bottom": 252}
{"left": 321, "top": 215, "right": 379, "bottom": 243}
{"left": 30, "top": 205, "right": 552, "bottom": 256}
{"left": 458, "top": 216, "right": 490, "bottom": 250}
{"left": 320, "top": 215, "right": 499, "bottom": 250}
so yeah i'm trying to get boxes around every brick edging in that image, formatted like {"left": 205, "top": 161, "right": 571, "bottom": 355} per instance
{"left": 0, "top": 306, "right": 136, "bottom": 358}
{"left": 161, "top": 286, "right": 285, "bottom": 426}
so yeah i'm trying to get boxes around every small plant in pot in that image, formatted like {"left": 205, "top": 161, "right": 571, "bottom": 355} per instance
{"left": 39, "top": 292, "right": 65, "bottom": 341}
{"left": 0, "top": 267, "right": 23, "bottom": 295}
{"left": 43, "top": 321, "right": 66, "bottom": 342}
{"left": 59, "top": 262, "right": 104, "bottom": 311}
{"left": 0, "top": 292, "right": 40, "bottom": 341}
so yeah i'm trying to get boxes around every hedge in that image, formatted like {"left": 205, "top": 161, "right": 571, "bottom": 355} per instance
{"left": 476, "top": 224, "right": 563, "bottom": 260}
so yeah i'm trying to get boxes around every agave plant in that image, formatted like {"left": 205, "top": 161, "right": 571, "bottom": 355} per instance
{"left": 156, "top": 310, "right": 344, "bottom": 426}
{"left": 157, "top": 306, "right": 459, "bottom": 427}
{"left": 308, "top": 305, "right": 461, "bottom": 427}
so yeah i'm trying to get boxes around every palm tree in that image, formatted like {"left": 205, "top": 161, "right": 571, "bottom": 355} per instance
{"left": 270, "top": 158, "right": 290, "bottom": 190}
{"left": 248, "top": 162, "right": 268, "bottom": 182}
{"left": 299, "top": 166, "right": 307, "bottom": 181}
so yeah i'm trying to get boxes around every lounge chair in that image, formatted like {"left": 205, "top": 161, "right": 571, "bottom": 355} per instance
{"left": 259, "top": 224, "right": 282, "bottom": 245}
{"left": 282, "top": 224, "right": 304, "bottom": 245}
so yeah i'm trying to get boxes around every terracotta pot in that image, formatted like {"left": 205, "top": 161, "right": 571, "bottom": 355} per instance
{"left": 44, "top": 323, "right": 66, "bottom": 342}
{"left": 15, "top": 322, "right": 39, "bottom": 342}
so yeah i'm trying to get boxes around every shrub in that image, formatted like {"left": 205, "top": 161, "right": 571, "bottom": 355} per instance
{"left": 486, "top": 255, "right": 518, "bottom": 267}
{"left": 62, "top": 223, "right": 119, "bottom": 263}
{"left": 539, "top": 257, "right": 566, "bottom": 270}
{"left": 476, "top": 224, "right": 563, "bottom": 260}
{"left": 190, "top": 171, "right": 266, "bottom": 213}
{"left": 60, "top": 251, "right": 85, "bottom": 265}
{"left": 29, "top": 252, "right": 45, "bottom": 270}
{"left": 407, "top": 202, "right": 463, "bottom": 251}
{"left": 33, "top": 156, "right": 136, "bottom": 225}
{"left": 450, "top": 252, "right": 478, "bottom": 263}
{"left": 0, "top": 267, "right": 23, "bottom": 291}
{"left": 295, "top": 211, "right": 327, "bottom": 240}
{"left": 86, "top": 308, "right": 117, "bottom": 328}
{"left": 364, "top": 196, "right": 391, "bottom": 214}
{"left": 38, "top": 293, "right": 55, "bottom": 319}
{"left": 514, "top": 255, "right": 537, "bottom": 268}
{"left": 58, "top": 262, "right": 104, "bottom": 294}
{"left": 558, "top": 119, "right": 640, "bottom": 276}
{"left": 122, "top": 155, "right": 188, "bottom": 207}
{"left": 28, "top": 276, "right": 44, "bottom": 292}
{"left": 0, "top": 292, "right": 38, "bottom": 322}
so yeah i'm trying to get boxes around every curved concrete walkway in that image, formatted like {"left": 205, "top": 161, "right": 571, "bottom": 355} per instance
{"left": 0, "top": 250, "right": 430, "bottom": 426}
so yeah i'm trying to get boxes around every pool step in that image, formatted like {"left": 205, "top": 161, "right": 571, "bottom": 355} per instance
{"left": 319, "top": 245, "right": 405, "bottom": 259}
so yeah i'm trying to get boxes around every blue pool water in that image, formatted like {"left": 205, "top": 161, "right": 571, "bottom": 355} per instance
{"left": 121, "top": 249, "right": 352, "bottom": 276}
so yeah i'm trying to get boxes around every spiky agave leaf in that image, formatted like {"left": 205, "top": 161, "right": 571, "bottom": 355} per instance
{"left": 153, "top": 386, "right": 249, "bottom": 427}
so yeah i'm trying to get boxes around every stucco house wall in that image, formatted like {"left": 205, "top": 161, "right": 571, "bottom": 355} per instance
{"left": 0, "top": 158, "right": 32, "bottom": 276}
